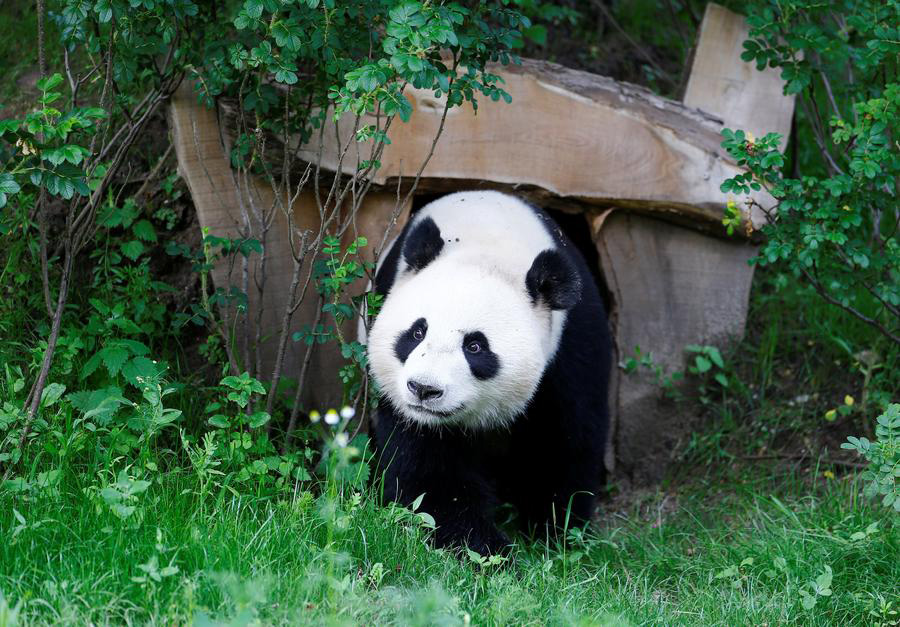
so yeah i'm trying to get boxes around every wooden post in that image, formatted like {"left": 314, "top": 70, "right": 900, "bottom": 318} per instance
{"left": 592, "top": 3, "right": 795, "bottom": 481}
{"left": 684, "top": 3, "right": 796, "bottom": 150}
{"left": 593, "top": 212, "right": 757, "bottom": 482}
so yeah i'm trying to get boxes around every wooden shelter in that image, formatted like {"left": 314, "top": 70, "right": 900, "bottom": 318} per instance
{"left": 169, "top": 4, "right": 794, "bottom": 481}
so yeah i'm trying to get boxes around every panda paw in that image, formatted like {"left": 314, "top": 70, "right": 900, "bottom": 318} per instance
{"left": 433, "top": 522, "right": 510, "bottom": 558}
{"left": 468, "top": 529, "right": 511, "bottom": 558}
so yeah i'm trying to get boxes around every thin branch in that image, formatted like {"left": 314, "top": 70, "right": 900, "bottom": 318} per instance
{"left": 4, "top": 253, "right": 73, "bottom": 482}
{"left": 36, "top": 0, "right": 47, "bottom": 78}
{"left": 283, "top": 294, "right": 324, "bottom": 453}
{"left": 592, "top": 0, "right": 677, "bottom": 88}
{"left": 801, "top": 265, "right": 900, "bottom": 345}
{"left": 799, "top": 95, "right": 846, "bottom": 177}
{"left": 265, "top": 231, "right": 310, "bottom": 418}
{"left": 133, "top": 143, "right": 174, "bottom": 206}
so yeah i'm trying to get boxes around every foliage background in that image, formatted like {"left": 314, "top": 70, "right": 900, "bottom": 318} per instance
{"left": 0, "top": 0, "right": 897, "bottom": 624}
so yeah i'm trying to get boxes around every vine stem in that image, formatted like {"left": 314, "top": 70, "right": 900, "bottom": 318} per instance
{"left": 283, "top": 295, "right": 324, "bottom": 454}
{"left": 5, "top": 254, "right": 72, "bottom": 482}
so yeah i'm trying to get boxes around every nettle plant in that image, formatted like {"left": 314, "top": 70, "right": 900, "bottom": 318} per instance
{"left": 720, "top": 0, "right": 899, "bottom": 346}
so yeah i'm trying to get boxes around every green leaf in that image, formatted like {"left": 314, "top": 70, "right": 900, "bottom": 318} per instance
{"left": 40, "top": 383, "right": 67, "bottom": 408}
{"left": 121, "top": 240, "right": 145, "bottom": 260}
{"left": 694, "top": 356, "right": 712, "bottom": 373}
{"left": 132, "top": 219, "right": 157, "bottom": 243}
{"left": 248, "top": 411, "right": 270, "bottom": 428}
{"left": 389, "top": 2, "right": 422, "bottom": 25}
{"left": 36, "top": 73, "right": 63, "bottom": 91}
{"left": 69, "top": 386, "right": 124, "bottom": 422}
{"left": 0, "top": 173, "right": 20, "bottom": 194}
{"left": 100, "top": 346, "right": 130, "bottom": 376}
{"left": 0, "top": 119, "right": 21, "bottom": 134}
{"left": 94, "top": 0, "right": 114, "bottom": 22}
{"left": 118, "top": 339, "right": 150, "bottom": 356}
{"left": 81, "top": 352, "right": 103, "bottom": 379}
{"left": 244, "top": 0, "right": 263, "bottom": 18}
{"left": 274, "top": 69, "right": 298, "bottom": 85}
{"left": 122, "top": 356, "right": 163, "bottom": 387}
{"left": 208, "top": 414, "right": 230, "bottom": 428}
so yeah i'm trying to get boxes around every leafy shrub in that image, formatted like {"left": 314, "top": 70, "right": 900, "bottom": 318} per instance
{"left": 720, "top": 0, "right": 898, "bottom": 346}
{"left": 842, "top": 404, "right": 900, "bottom": 512}
{"left": 0, "top": 0, "right": 527, "bottom": 487}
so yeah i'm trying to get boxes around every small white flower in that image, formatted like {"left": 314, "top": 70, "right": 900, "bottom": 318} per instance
{"left": 340, "top": 406, "right": 356, "bottom": 420}
{"left": 309, "top": 410, "right": 321, "bottom": 424}
{"left": 324, "top": 409, "right": 339, "bottom": 425}
{"left": 335, "top": 433, "right": 349, "bottom": 448}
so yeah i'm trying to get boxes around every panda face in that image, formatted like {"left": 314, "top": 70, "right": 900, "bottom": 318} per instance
{"left": 367, "top": 263, "right": 552, "bottom": 430}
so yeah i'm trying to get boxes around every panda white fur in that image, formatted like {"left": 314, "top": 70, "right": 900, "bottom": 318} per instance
{"left": 368, "top": 191, "right": 612, "bottom": 555}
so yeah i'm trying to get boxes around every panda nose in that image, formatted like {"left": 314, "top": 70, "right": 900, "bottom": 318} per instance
{"left": 407, "top": 379, "right": 443, "bottom": 401}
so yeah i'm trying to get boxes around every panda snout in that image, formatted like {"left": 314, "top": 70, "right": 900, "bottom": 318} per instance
{"left": 407, "top": 379, "right": 444, "bottom": 402}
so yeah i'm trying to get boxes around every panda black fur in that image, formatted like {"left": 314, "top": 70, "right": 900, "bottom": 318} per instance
{"left": 367, "top": 191, "right": 612, "bottom": 556}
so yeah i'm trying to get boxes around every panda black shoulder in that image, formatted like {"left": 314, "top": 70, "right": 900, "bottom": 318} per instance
{"left": 372, "top": 223, "right": 409, "bottom": 297}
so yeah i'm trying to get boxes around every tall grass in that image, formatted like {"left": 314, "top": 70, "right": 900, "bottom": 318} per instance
{"left": 1, "top": 446, "right": 897, "bottom": 625}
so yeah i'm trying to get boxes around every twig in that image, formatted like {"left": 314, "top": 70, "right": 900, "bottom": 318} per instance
{"left": 265, "top": 239, "right": 309, "bottom": 418}
{"left": 801, "top": 265, "right": 900, "bottom": 345}
{"left": 133, "top": 143, "right": 174, "bottom": 206}
{"left": 5, "top": 253, "right": 73, "bottom": 482}
{"left": 739, "top": 453, "right": 866, "bottom": 470}
{"left": 798, "top": 95, "right": 846, "bottom": 177}
{"left": 592, "top": 0, "right": 677, "bottom": 89}
{"left": 283, "top": 294, "right": 324, "bottom": 453}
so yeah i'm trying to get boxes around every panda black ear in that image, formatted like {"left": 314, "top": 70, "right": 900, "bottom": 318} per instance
{"left": 403, "top": 216, "right": 444, "bottom": 271}
{"left": 526, "top": 249, "right": 582, "bottom": 310}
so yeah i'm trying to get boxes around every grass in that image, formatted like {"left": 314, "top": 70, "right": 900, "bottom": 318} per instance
{"left": 1, "top": 268, "right": 897, "bottom": 626}
{"left": 1, "top": 449, "right": 897, "bottom": 625}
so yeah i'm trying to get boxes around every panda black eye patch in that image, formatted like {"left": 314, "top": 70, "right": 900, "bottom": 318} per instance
{"left": 394, "top": 318, "right": 427, "bottom": 363}
{"left": 462, "top": 331, "right": 499, "bottom": 380}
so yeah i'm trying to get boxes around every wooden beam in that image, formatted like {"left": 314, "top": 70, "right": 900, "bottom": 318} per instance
{"left": 218, "top": 58, "right": 775, "bottom": 234}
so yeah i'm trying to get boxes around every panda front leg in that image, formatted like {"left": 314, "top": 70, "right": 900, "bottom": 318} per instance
{"left": 503, "top": 394, "right": 608, "bottom": 536}
{"left": 374, "top": 407, "right": 510, "bottom": 556}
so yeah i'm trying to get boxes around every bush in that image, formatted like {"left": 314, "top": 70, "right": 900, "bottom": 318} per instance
{"left": 721, "top": 0, "right": 899, "bottom": 346}
{"left": 843, "top": 404, "right": 900, "bottom": 512}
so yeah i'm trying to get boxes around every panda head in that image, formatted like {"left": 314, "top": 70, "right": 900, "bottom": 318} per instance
{"left": 367, "top": 215, "right": 582, "bottom": 430}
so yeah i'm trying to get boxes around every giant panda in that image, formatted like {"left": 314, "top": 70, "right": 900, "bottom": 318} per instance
{"left": 367, "top": 191, "right": 612, "bottom": 556}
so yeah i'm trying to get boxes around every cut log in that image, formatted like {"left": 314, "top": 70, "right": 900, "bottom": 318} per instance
{"left": 593, "top": 212, "right": 757, "bottom": 483}
{"left": 220, "top": 58, "right": 770, "bottom": 233}
{"left": 588, "top": 3, "right": 793, "bottom": 480}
